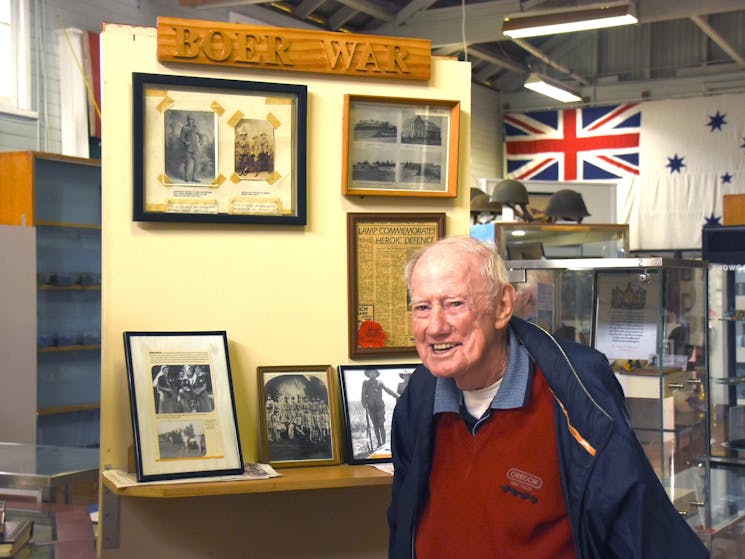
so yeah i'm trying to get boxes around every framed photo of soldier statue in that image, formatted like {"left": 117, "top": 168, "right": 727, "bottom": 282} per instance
{"left": 338, "top": 363, "right": 419, "bottom": 464}
{"left": 257, "top": 365, "right": 343, "bottom": 468}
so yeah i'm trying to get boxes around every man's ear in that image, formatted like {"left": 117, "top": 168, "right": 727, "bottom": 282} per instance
{"left": 495, "top": 283, "right": 515, "bottom": 329}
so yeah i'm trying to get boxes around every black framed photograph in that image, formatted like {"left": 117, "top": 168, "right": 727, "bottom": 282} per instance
{"left": 342, "top": 95, "right": 460, "bottom": 198}
{"left": 347, "top": 212, "right": 445, "bottom": 358}
{"left": 123, "top": 331, "right": 243, "bottom": 482}
{"left": 257, "top": 365, "right": 343, "bottom": 468}
{"left": 338, "top": 363, "right": 419, "bottom": 464}
{"left": 132, "top": 72, "right": 307, "bottom": 225}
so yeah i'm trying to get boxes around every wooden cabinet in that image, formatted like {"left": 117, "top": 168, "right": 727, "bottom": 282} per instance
{"left": 0, "top": 151, "right": 101, "bottom": 447}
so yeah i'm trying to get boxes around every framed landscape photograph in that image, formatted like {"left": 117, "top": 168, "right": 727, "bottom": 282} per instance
{"left": 123, "top": 331, "right": 243, "bottom": 482}
{"left": 257, "top": 365, "right": 343, "bottom": 468}
{"left": 338, "top": 363, "right": 419, "bottom": 464}
{"left": 132, "top": 72, "right": 307, "bottom": 225}
{"left": 342, "top": 95, "right": 460, "bottom": 198}
{"left": 347, "top": 212, "right": 445, "bottom": 358}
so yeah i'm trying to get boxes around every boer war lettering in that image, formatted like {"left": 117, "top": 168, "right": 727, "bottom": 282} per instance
{"left": 157, "top": 17, "right": 431, "bottom": 81}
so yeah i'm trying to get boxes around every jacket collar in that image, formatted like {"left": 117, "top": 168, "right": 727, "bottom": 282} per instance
{"left": 509, "top": 316, "right": 614, "bottom": 458}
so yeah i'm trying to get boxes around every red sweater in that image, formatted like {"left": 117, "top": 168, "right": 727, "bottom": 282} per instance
{"left": 416, "top": 368, "right": 576, "bottom": 559}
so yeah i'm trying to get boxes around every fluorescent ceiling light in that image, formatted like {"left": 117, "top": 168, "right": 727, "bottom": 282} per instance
{"left": 503, "top": 1, "right": 638, "bottom": 39}
{"left": 524, "top": 73, "right": 582, "bottom": 103}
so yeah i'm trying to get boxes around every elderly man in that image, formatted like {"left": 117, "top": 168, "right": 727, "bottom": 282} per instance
{"left": 388, "top": 236, "right": 708, "bottom": 559}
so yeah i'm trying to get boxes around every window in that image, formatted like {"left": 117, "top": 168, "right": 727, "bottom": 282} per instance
{"left": 0, "top": 0, "right": 31, "bottom": 113}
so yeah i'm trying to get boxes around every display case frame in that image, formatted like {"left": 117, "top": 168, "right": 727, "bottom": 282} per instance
{"left": 506, "top": 257, "right": 708, "bottom": 491}
{"left": 473, "top": 222, "right": 629, "bottom": 260}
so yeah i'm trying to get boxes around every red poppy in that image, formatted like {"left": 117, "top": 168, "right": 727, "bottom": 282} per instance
{"left": 358, "top": 320, "right": 387, "bottom": 348}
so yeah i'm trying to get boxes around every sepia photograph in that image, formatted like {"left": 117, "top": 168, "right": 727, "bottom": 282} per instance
{"left": 163, "top": 109, "right": 217, "bottom": 185}
{"left": 338, "top": 364, "right": 418, "bottom": 464}
{"left": 342, "top": 94, "right": 460, "bottom": 197}
{"left": 257, "top": 365, "right": 343, "bottom": 468}
{"left": 234, "top": 118, "right": 275, "bottom": 180}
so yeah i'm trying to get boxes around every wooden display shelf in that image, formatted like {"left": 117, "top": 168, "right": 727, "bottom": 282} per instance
{"left": 102, "top": 464, "right": 392, "bottom": 498}
{"left": 37, "top": 402, "right": 101, "bottom": 416}
{"left": 38, "top": 344, "right": 101, "bottom": 353}
{"left": 35, "top": 220, "right": 102, "bottom": 230}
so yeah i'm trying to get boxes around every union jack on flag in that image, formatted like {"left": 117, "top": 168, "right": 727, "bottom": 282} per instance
{"left": 504, "top": 104, "right": 641, "bottom": 181}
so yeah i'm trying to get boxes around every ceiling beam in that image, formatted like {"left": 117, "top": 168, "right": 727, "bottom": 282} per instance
{"left": 333, "top": 0, "right": 396, "bottom": 22}
{"left": 328, "top": 6, "right": 359, "bottom": 30}
{"left": 511, "top": 38, "right": 591, "bottom": 86}
{"left": 294, "top": 0, "right": 326, "bottom": 20}
{"left": 373, "top": 0, "right": 439, "bottom": 34}
{"left": 690, "top": 14, "right": 745, "bottom": 66}
{"left": 179, "top": 0, "right": 268, "bottom": 7}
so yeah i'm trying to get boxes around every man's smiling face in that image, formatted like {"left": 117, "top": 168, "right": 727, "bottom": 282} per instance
{"left": 409, "top": 244, "right": 508, "bottom": 390}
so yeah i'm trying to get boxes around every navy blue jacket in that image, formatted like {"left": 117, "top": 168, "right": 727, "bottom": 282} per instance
{"left": 388, "top": 317, "right": 709, "bottom": 558}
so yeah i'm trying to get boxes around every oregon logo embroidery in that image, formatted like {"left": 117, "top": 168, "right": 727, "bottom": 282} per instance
{"left": 501, "top": 485, "right": 538, "bottom": 504}
{"left": 507, "top": 467, "right": 543, "bottom": 489}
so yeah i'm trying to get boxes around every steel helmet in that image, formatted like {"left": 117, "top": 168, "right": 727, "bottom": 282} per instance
{"left": 545, "top": 189, "right": 590, "bottom": 222}
{"left": 490, "top": 179, "right": 529, "bottom": 205}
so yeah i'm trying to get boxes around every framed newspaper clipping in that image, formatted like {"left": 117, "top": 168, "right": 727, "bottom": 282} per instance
{"left": 342, "top": 95, "right": 460, "bottom": 198}
{"left": 132, "top": 72, "right": 307, "bottom": 225}
{"left": 257, "top": 365, "right": 343, "bottom": 468}
{"left": 123, "top": 331, "right": 243, "bottom": 482}
{"left": 347, "top": 212, "right": 445, "bottom": 358}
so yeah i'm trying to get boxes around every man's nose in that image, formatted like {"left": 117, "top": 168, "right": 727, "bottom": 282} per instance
{"left": 428, "top": 306, "right": 450, "bottom": 334}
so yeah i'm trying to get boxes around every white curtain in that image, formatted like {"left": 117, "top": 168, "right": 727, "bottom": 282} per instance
{"left": 56, "top": 27, "right": 89, "bottom": 158}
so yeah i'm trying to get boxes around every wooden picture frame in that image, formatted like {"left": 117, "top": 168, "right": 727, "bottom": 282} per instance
{"left": 257, "top": 365, "right": 343, "bottom": 468}
{"left": 347, "top": 212, "right": 446, "bottom": 358}
{"left": 338, "top": 363, "right": 418, "bottom": 464}
{"left": 132, "top": 72, "right": 307, "bottom": 225}
{"left": 122, "top": 331, "right": 243, "bottom": 482}
{"left": 342, "top": 95, "right": 460, "bottom": 197}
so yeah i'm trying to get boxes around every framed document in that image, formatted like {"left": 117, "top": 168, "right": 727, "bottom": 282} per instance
{"left": 347, "top": 212, "right": 445, "bottom": 358}
{"left": 338, "top": 363, "right": 418, "bottom": 464}
{"left": 132, "top": 72, "right": 307, "bottom": 225}
{"left": 342, "top": 95, "right": 460, "bottom": 198}
{"left": 256, "top": 365, "right": 343, "bottom": 468}
{"left": 123, "top": 331, "right": 243, "bottom": 482}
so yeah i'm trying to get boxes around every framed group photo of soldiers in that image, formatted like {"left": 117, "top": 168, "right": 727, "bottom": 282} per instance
{"left": 132, "top": 72, "right": 308, "bottom": 225}
{"left": 123, "top": 331, "right": 243, "bottom": 482}
{"left": 341, "top": 95, "right": 460, "bottom": 198}
{"left": 257, "top": 365, "right": 343, "bottom": 468}
{"left": 338, "top": 363, "right": 418, "bottom": 464}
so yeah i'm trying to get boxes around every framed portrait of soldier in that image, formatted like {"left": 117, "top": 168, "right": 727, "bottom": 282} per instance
{"left": 338, "top": 363, "right": 419, "bottom": 464}
{"left": 123, "top": 331, "right": 243, "bottom": 482}
{"left": 257, "top": 365, "right": 343, "bottom": 468}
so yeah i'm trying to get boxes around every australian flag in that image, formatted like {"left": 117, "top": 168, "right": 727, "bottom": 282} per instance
{"left": 504, "top": 104, "right": 641, "bottom": 181}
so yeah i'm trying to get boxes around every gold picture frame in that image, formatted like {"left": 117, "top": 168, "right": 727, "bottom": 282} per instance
{"left": 347, "top": 212, "right": 446, "bottom": 358}
{"left": 342, "top": 95, "right": 460, "bottom": 197}
{"left": 257, "top": 365, "right": 343, "bottom": 468}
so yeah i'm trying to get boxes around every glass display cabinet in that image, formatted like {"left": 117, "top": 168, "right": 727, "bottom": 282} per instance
{"left": 704, "top": 225, "right": 745, "bottom": 465}
{"left": 471, "top": 222, "right": 629, "bottom": 259}
{"left": 505, "top": 257, "right": 708, "bottom": 501}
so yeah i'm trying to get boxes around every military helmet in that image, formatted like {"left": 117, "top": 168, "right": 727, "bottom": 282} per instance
{"left": 490, "top": 179, "right": 529, "bottom": 205}
{"left": 544, "top": 189, "right": 590, "bottom": 221}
